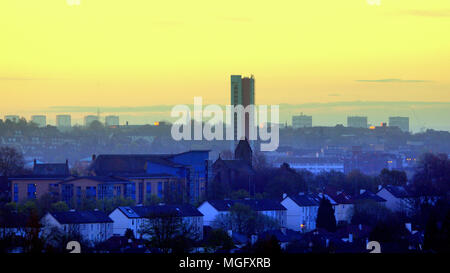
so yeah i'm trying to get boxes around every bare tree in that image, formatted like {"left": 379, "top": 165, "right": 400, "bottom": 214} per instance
{"left": 0, "top": 146, "right": 24, "bottom": 176}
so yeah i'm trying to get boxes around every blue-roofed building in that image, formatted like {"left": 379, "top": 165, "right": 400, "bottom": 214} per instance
{"left": 88, "top": 150, "right": 210, "bottom": 204}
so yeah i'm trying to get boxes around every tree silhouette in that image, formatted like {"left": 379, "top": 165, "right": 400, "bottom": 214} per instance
{"left": 316, "top": 197, "right": 336, "bottom": 232}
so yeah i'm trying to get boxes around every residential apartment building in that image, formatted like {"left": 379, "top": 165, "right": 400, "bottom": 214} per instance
{"left": 389, "top": 116, "right": 409, "bottom": 132}
{"left": 347, "top": 116, "right": 368, "bottom": 128}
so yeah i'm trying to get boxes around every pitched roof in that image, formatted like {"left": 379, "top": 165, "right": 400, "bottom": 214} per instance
{"left": 213, "top": 159, "right": 255, "bottom": 174}
{"left": 206, "top": 199, "right": 286, "bottom": 212}
{"left": 379, "top": 185, "right": 413, "bottom": 198}
{"left": 289, "top": 194, "right": 321, "bottom": 207}
{"left": 33, "top": 163, "right": 70, "bottom": 176}
{"left": 49, "top": 210, "right": 113, "bottom": 224}
{"left": 353, "top": 190, "right": 386, "bottom": 202}
{"left": 117, "top": 204, "right": 203, "bottom": 218}
{"left": 88, "top": 152, "right": 200, "bottom": 176}
{"left": 323, "top": 189, "right": 354, "bottom": 204}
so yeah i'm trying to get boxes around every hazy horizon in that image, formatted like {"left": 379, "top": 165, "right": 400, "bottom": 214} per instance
{"left": 2, "top": 101, "right": 449, "bottom": 133}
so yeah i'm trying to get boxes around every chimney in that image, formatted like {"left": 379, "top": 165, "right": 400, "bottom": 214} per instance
{"left": 92, "top": 154, "right": 96, "bottom": 161}
{"left": 378, "top": 184, "right": 382, "bottom": 191}
{"left": 66, "top": 159, "right": 69, "bottom": 166}
{"left": 33, "top": 159, "right": 37, "bottom": 166}
{"left": 282, "top": 193, "right": 287, "bottom": 199}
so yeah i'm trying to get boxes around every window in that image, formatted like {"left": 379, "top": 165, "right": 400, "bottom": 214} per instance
{"left": 27, "top": 184, "right": 37, "bottom": 199}
{"left": 157, "top": 182, "right": 163, "bottom": 198}
{"left": 13, "top": 184, "right": 18, "bottom": 202}
{"left": 76, "top": 187, "right": 82, "bottom": 204}
{"left": 138, "top": 182, "right": 144, "bottom": 204}
{"left": 86, "top": 186, "right": 96, "bottom": 199}
{"left": 146, "top": 182, "right": 152, "bottom": 196}
{"left": 115, "top": 186, "right": 121, "bottom": 197}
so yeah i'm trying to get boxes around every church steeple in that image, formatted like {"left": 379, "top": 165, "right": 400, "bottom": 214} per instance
{"left": 234, "top": 138, "right": 252, "bottom": 166}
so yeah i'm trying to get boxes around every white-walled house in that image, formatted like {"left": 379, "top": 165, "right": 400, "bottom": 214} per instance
{"left": 320, "top": 192, "right": 354, "bottom": 224}
{"left": 108, "top": 204, "right": 204, "bottom": 240}
{"left": 281, "top": 193, "right": 320, "bottom": 232}
{"left": 376, "top": 185, "right": 413, "bottom": 214}
{"left": 197, "top": 199, "right": 287, "bottom": 229}
{"left": 41, "top": 210, "right": 113, "bottom": 245}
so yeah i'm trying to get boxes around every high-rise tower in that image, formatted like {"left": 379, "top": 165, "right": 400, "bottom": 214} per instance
{"left": 230, "top": 75, "right": 255, "bottom": 140}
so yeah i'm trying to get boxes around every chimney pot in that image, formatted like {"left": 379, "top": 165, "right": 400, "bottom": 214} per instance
{"left": 92, "top": 154, "right": 96, "bottom": 161}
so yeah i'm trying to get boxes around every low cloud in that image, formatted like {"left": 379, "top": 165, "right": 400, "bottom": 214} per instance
{"left": 356, "top": 79, "right": 432, "bottom": 83}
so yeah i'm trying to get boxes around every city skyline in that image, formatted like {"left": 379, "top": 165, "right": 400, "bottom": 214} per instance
{"left": 3, "top": 100, "right": 449, "bottom": 133}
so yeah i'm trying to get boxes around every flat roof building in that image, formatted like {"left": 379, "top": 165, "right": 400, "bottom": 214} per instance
{"left": 31, "top": 115, "right": 46, "bottom": 127}
{"left": 389, "top": 116, "right": 409, "bottom": 132}
{"left": 292, "top": 114, "right": 312, "bottom": 129}
{"left": 105, "top": 115, "right": 119, "bottom": 127}
{"left": 231, "top": 75, "right": 255, "bottom": 141}
{"left": 84, "top": 115, "right": 99, "bottom": 127}
{"left": 56, "top": 115, "right": 71, "bottom": 129}
{"left": 347, "top": 116, "right": 368, "bottom": 128}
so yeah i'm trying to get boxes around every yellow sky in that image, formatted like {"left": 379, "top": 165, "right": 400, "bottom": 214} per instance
{"left": 1, "top": 0, "right": 450, "bottom": 112}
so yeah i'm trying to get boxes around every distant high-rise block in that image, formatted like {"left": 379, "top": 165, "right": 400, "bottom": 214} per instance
{"left": 31, "top": 115, "right": 46, "bottom": 127}
{"left": 56, "top": 115, "right": 71, "bottom": 129}
{"left": 4, "top": 115, "right": 20, "bottom": 123}
{"left": 347, "top": 116, "right": 368, "bottom": 128}
{"left": 105, "top": 115, "right": 119, "bottom": 126}
{"left": 231, "top": 75, "right": 255, "bottom": 140}
{"left": 292, "top": 114, "right": 312, "bottom": 129}
{"left": 389, "top": 116, "right": 409, "bottom": 132}
{"left": 84, "top": 115, "right": 99, "bottom": 127}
